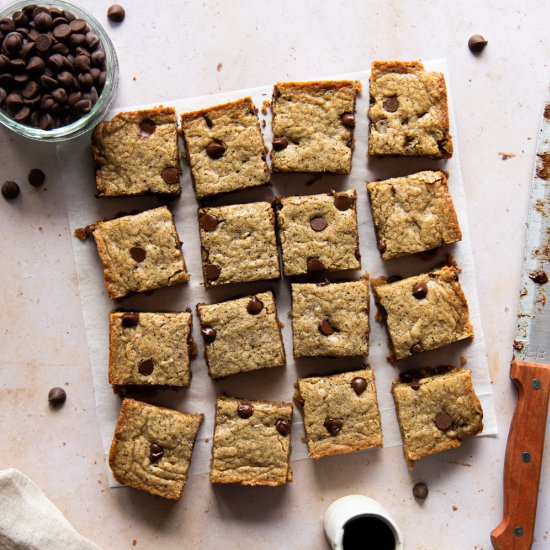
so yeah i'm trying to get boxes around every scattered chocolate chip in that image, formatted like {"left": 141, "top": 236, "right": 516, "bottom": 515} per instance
{"left": 121, "top": 312, "right": 139, "bottom": 328}
{"left": 324, "top": 417, "right": 342, "bottom": 435}
{"left": 48, "top": 386, "right": 66, "bottom": 405}
{"left": 199, "top": 212, "right": 218, "bottom": 232}
{"left": 204, "top": 263, "right": 221, "bottom": 281}
{"left": 310, "top": 216, "right": 328, "bottom": 232}
{"left": 150, "top": 443, "right": 163, "bottom": 461}
{"left": 206, "top": 140, "right": 225, "bottom": 159}
{"left": 529, "top": 269, "right": 548, "bottom": 285}
{"left": 409, "top": 381, "right": 420, "bottom": 391}
{"left": 468, "top": 34, "right": 487, "bottom": 53}
{"left": 247, "top": 296, "right": 264, "bottom": 315}
{"left": 410, "top": 343, "right": 424, "bottom": 354}
{"left": 334, "top": 193, "right": 353, "bottom": 211}
{"left": 340, "top": 112, "right": 355, "bottom": 128}
{"left": 383, "top": 96, "right": 399, "bottom": 113}
{"left": 1, "top": 180, "right": 20, "bottom": 200}
{"left": 434, "top": 412, "right": 453, "bottom": 430}
{"left": 412, "top": 282, "right": 428, "bottom": 299}
{"left": 27, "top": 168, "right": 45, "bottom": 187}
{"left": 307, "top": 257, "right": 325, "bottom": 273}
{"left": 413, "top": 482, "right": 429, "bottom": 500}
{"left": 161, "top": 167, "right": 179, "bottom": 184}
{"left": 139, "top": 117, "right": 156, "bottom": 136}
{"left": 107, "top": 5, "right": 126, "bottom": 23}
{"left": 351, "top": 377, "right": 367, "bottom": 395}
{"left": 272, "top": 136, "right": 288, "bottom": 151}
{"left": 201, "top": 327, "right": 216, "bottom": 343}
{"left": 138, "top": 359, "right": 154, "bottom": 376}
{"left": 130, "top": 246, "right": 146, "bottom": 262}
{"left": 318, "top": 319, "right": 334, "bottom": 336}
{"left": 275, "top": 419, "right": 290, "bottom": 436}
{"left": 237, "top": 402, "right": 254, "bottom": 419}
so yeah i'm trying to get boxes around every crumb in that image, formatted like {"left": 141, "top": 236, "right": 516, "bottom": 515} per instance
{"left": 204, "top": 438, "right": 209, "bottom": 443}
{"left": 132, "top": 76, "right": 136, "bottom": 81}
{"left": 261, "top": 119, "right": 266, "bottom": 127}
{"left": 132, "top": 539, "right": 137, "bottom": 546}
{"left": 452, "top": 505, "right": 458, "bottom": 511}
{"left": 278, "top": 321, "right": 285, "bottom": 328}
{"left": 513, "top": 340, "right": 524, "bottom": 351}
{"left": 38, "top": 226, "right": 43, "bottom": 233}
{"left": 216, "top": 63, "right": 222, "bottom": 72}
{"left": 74, "top": 225, "right": 94, "bottom": 240}
{"left": 536, "top": 153, "right": 550, "bottom": 180}
{"left": 460, "top": 355, "right": 467, "bottom": 366}
{"left": 529, "top": 269, "right": 548, "bottom": 284}
{"left": 498, "top": 152, "right": 516, "bottom": 161}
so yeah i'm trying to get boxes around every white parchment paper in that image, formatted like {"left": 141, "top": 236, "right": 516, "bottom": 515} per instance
{"left": 59, "top": 60, "right": 497, "bottom": 487}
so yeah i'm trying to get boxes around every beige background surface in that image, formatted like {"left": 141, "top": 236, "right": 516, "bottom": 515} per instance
{"left": 0, "top": 1, "right": 549, "bottom": 548}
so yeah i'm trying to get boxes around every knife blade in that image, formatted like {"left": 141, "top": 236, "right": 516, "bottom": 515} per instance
{"left": 491, "top": 86, "right": 550, "bottom": 550}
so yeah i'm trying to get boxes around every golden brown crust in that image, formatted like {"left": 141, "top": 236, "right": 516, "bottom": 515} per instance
{"left": 180, "top": 96, "right": 257, "bottom": 122}
{"left": 274, "top": 80, "right": 362, "bottom": 92}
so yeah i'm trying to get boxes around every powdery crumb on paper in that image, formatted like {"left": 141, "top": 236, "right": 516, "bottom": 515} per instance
{"left": 132, "top": 540, "right": 137, "bottom": 546}
{"left": 498, "top": 152, "right": 516, "bottom": 161}
{"left": 216, "top": 63, "right": 222, "bottom": 72}
{"left": 261, "top": 100, "right": 270, "bottom": 115}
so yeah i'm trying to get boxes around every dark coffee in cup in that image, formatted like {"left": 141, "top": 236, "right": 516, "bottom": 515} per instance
{"left": 343, "top": 515, "right": 396, "bottom": 550}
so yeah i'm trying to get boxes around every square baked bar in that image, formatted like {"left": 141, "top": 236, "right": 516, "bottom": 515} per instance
{"left": 291, "top": 279, "right": 369, "bottom": 357}
{"left": 392, "top": 367, "right": 483, "bottom": 467}
{"left": 197, "top": 291, "right": 285, "bottom": 379}
{"left": 90, "top": 206, "right": 189, "bottom": 300}
{"left": 367, "top": 170, "right": 462, "bottom": 260}
{"left": 210, "top": 395, "right": 293, "bottom": 486}
{"left": 372, "top": 266, "right": 474, "bottom": 361}
{"left": 198, "top": 201, "right": 279, "bottom": 287}
{"left": 92, "top": 107, "right": 181, "bottom": 197}
{"left": 295, "top": 368, "right": 382, "bottom": 459}
{"left": 271, "top": 80, "right": 361, "bottom": 173}
{"left": 368, "top": 61, "right": 453, "bottom": 158}
{"left": 276, "top": 190, "right": 361, "bottom": 276}
{"left": 180, "top": 97, "right": 270, "bottom": 199}
{"left": 109, "top": 398, "right": 203, "bottom": 499}
{"left": 108, "top": 311, "right": 193, "bottom": 389}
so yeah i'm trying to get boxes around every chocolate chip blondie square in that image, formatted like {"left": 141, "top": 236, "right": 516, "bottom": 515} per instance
{"left": 109, "top": 398, "right": 203, "bottom": 499}
{"left": 197, "top": 291, "right": 285, "bottom": 379}
{"left": 210, "top": 395, "right": 293, "bottom": 486}
{"left": 372, "top": 266, "right": 474, "bottom": 361}
{"left": 392, "top": 367, "right": 483, "bottom": 467}
{"left": 271, "top": 80, "right": 361, "bottom": 173}
{"left": 198, "top": 201, "right": 279, "bottom": 287}
{"left": 180, "top": 97, "right": 270, "bottom": 199}
{"left": 108, "top": 311, "right": 194, "bottom": 389}
{"left": 276, "top": 190, "right": 360, "bottom": 276}
{"left": 367, "top": 170, "right": 462, "bottom": 260}
{"left": 90, "top": 206, "right": 189, "bottom": 300}
{"left": 92, "top": 107, "right": 181, "bottom": 197}
{"left": 295, "top": 368, "right": 382, "bottom": 459}
{"left": 368, "top": 61, "right": 453, "bottom": 158}
{"left": 291, "top": 279, "right": 369, "bottom": 358}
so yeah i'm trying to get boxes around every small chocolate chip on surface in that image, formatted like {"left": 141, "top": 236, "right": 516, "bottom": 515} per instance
{"left": 237, "top": 402, "right": 254, "bottom": 419}
{"left": 48, "top": 387, "right": 66, "bottom": 405}
{"left": 412, "top": 282, "right": 428, "bottom": 299}
{"left": 107, "top": 5, "right": 126, "bottom": 23}
{"left": 139, "top": 117, "right": 156, "bottom": 136}
{"left": 340, "top": 112, "right": 355, "bottom": 128}
{"left": 275, "top": 419, "right": 290, "bottom": 436}
{"left": 351, "top": 377, "right": 367, "bottom": 395}
{"left": 161, "top": 167, "right": 179, "bottom": 184}
{"left": 307, "top": 257, "right": 325, "bottom": 273}
{"left": 410, "top": 343, "right": 424, "bottom": 354}
{"left": 434, "top": 412, "right": 453, "bottom": 430}
{"left": 204, "top": 263, "right": 221, "bottom": 281}
{"left": 199, "top": 213, "right": 218, "bottom": 232}
{"left": 201, "top": 327, "right": 217, "bottom": 343}
{"left": 310, "top": 216, "right": 328, "bottom": 232}
{"left": 334, "top": 193, "right": 353, "bottom": 211}
{"left": 138, "top": 359, "right": 154, "bottom": 376}
{"left": 247, "top": 296, "right": 264, "bottom": 315}
{"left": 529, "top": 269, "right": 548, "bottom": 285}
{"left": 130, "top": 246, "right": 146, "bottom": 262}
{"left": 2, "top": 180, "right": 20, "bottom": 200}
{"left": 413, "top": 482, "right": 429, "bottom": 500}
{"left": 121, "top": 312, "right": 139, "bottom": 328}
{"left": 318, "top": 319, "right": 334, "bottom": 336}
{"left": 150, "top": 442, "right": 163, "bottom": 461}
{"left": 383, "top": 96, "right": 399, "bottom": 112}
{"left": 206, "top": 140, "right": 225, "bottom": 159}
{"left": 324, "top": 417, "right": 342, "bottom": 435}
{"left": 468, "top": 34, "right": 487, "bottom": 53}
{"left": 28, "top": 168, "right": 45, "bottom": 187}
{"left": 272, "top": 136, "right": 288, "bottom": 151}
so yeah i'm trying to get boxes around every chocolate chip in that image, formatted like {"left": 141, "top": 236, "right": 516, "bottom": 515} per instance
{"left": 69, "top": 19, "right": 87, "bottom": 33}
{"left": 383, "top": 96, "right": 399, "bottom": 113}
{"left": 434, "top": 412, "right": 453, "bottom": 430}
{"left": 468, "top": 34, "right": 487, "bottom": 53}
{"left": 160, "top": 167, "right": 179, "bottom": 185}
{"left": 38, "top": 113, "right": 54, "bottom": 130}
{"left": 57, "top": 71, "right": 74, "bottom": 87}
{"left": 206, "top": 140, "right": 225, "bottom": 159}
{"left": 237, "top": 402, "right": 254, "bottom": 419}
{"left": 139, "top": 117, "right": 156, "bottom": 136}
{"left": 48, "top": 386, "right": 66, "bottom": 405}
{"left": 77, "top": 71, "right": 93, "bottom": 89}
{"left": 318, "top": 319, "right": 334, "bottom": 336}
{"left": 27, "top": 168, "right": 45, "bottom": 187}
{"left": 91, "top": 49, "right": 105, "bottom": 68}
{"left": 410, "top": 343, "right": 424, "bottom": 354}
{"left": 107, "top": 5, "right": 126, "bottom": 23}
{"left": 74, "top": 98, "right": 92, "bottom": 113}
{"left": 6, "top": 92, "right": 23, "bottom": 110}
{"left": 247, "top": 296, "right": 264, "bottom": 315}
{"left": 121, "top": 312, "right": 139, "bottom": 328}
{"left": 340, "top": 112, "right": 355, "bottom": 128}
{"left": 22, "top": 81, "right": 39, "bottom": 99}
{"left": 0, "top": 88, "right": 6, "bottom": 106}
{"left": 27, "top": 55, "right": 45, "bottom": 73}
{"left": 529, "top": 270, "right": 548, "bottom": 285}
{"left": 204, "top": 263, "right": 221, "bottom": 281}
{"left": 201, "top": 327, "right": 216, "bottom": 343}
{"left": 48, "top": 53, "right": 64, "bottom": 71}
{"left": 34, "top": 11, "right": 52, "bottom": 32}
{"left": 275, "top": 419, "right": 290, "bottom": 436}
{"left": 334, "top": 193, "right": 353, "bottom": 211}
{"left": 150, "top": 443, "right": 163, "bottom": 461}
{"left": 351, "top": 377, "right": 367, "bottom": 395}
{"left": 3, "top": 32, "right": 23, "bottom": 56}
{"left": 272, "top": 136, "right": 289, "bottom": 151}
{"left": 310, "top": 216, "right": 327, "bottom": 232}
{"left": 324, "top": 417, "right": 342, "bottom": 435}
{"left": 138, "top": 359, "right": 154, "bottom": 376}
{"left": 2, "top": 180, "right": 20, "bottom": 200}
{"left": 35, "top": 33, "right": 52, "bottom": 52}
{"left": 86, "top": 32, "right": 100, "bottom": 49}
{"left": 199, "top": 213, "right": 218, "bottom": 231}
{"left": 53, "top": 23, "right": 71, "bottom": 40}
{"left": 413, "top": 482, "right": 429, "bottom": 500}
{"left": 130, "top": 246, "right": 146, "bottom": 262}
{"left": 409, "top": 381, "right": 420, "bottom": 391}
{"left": 14, "top": 106, "right": 30, "bottom": 122}
{"left": 52, "top": 87, "right": 68, "bottom": 103}
{"left": 412, "top": 282, "right": 428, "bottom": 299}
{"left": 0, "top": 18, "right": 16, "bottom": 33}
{"left": 307, "top": 257, "right": 325, "bottom": 273}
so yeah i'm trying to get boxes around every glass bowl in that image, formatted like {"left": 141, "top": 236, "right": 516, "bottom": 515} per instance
{"left": 0, "top": 0, "right": 118, "bottom": 141}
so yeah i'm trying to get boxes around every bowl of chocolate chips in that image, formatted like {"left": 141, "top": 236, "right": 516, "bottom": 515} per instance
{"left": 0, "top": 1, "right": 118, "bottom": 141}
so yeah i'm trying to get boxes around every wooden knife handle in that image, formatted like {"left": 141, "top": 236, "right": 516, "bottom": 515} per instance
{"left": 491, "top": 360, "right": 550, "bottom": 550}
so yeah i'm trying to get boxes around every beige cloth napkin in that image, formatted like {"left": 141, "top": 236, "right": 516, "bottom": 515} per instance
{"left": 0, "top": 469, "right": 101, "bottom": 550}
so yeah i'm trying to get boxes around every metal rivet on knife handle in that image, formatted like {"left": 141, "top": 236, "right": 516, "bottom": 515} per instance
{"left": 531, "top": 378, "right": 541, "bottom": 390}
{"left": 514, "top": 526, "right": 524, "bottom": 538}
{"left": 521, "top": 451, "right": 531, "bottom": 463}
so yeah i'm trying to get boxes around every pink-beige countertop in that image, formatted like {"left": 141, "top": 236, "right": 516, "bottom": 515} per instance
{"left": 1, "top": 1, "right": 549, "bottom": 548}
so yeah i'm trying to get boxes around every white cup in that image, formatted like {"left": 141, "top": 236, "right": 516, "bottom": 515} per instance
{"left": 324, "top": 495, "right": 404, "bottom": 550}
